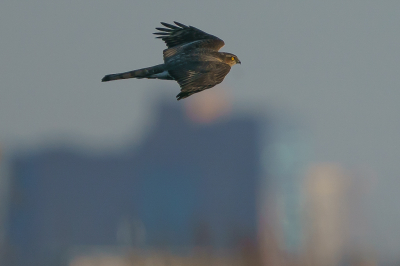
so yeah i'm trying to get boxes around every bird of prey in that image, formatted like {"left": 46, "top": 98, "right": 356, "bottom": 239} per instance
{"left": 102, "top": 21, "right": 241, "bottom": 100}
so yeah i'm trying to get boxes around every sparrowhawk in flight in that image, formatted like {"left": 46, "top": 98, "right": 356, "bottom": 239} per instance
{"left": 102, "top": 21, "right": 241, "bottom": 100}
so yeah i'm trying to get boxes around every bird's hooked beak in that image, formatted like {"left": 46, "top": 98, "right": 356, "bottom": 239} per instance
{"left": 237, "top": 59, "right": 241, "bottom": 64}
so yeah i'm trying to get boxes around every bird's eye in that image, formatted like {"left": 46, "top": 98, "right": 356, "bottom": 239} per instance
{"left": 231, "top": 57, "right": 235, "bottom": 61}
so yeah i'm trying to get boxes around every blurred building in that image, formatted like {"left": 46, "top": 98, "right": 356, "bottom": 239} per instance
{"left": 3, "top": 96, "right": 311, "bottom": 266}
{"left": 303, "top": 164, "right": 349, "bottom": 266}
{"left": 4, "top": 99, "right": 261, "bottom": 266}
{"left": 302, "top": 165, "right": 378, "bottom": 266}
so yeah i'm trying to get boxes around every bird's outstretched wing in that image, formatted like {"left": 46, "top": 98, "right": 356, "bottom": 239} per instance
{"left": 154, "top": 21, "right": 225, "bottom": 51}
{"left": 168, "top": 62, "right": 231, "bottom": 100}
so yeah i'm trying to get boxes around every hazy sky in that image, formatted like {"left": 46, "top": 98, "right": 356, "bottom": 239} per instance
{"left": 1, "top": 0, "right": 399, "bottom": 259}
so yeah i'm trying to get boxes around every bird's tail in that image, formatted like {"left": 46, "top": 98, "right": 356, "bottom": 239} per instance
{"left": 102, "top": 64, "right": 166, "bottom": 82}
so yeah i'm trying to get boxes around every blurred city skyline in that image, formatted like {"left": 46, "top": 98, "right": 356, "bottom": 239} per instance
{"left": 2, "top": 99, "right": 379, "bottom": 266}
{"left": 1, "top": 0, "right": 400, "bottom": 263}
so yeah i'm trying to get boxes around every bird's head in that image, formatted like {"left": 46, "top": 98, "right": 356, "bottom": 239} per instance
{"left": 222, "top": 53, "right": 241, "bottom": 66}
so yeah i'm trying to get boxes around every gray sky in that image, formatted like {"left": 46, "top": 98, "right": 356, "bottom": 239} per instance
{"left": 1, "top": 0, "right": 400, "bottom": 260}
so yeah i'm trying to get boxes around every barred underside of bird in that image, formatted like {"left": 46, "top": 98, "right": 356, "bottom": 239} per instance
{"left": 102, "top": 21, "right": 241, "bottom": 100}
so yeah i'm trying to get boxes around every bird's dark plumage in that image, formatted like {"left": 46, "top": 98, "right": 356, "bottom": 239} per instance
{"left": 102, "top": 21, "right": 241, "bottom": 100}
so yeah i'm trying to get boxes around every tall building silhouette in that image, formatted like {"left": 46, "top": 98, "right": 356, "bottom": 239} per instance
{"left": 6, "top": 101, "right": 263, "bottom": 266}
